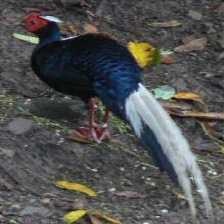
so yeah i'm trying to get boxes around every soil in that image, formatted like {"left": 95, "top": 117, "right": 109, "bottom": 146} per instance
{"left": 0, "top": 0, "right": 224, "bottom": 223}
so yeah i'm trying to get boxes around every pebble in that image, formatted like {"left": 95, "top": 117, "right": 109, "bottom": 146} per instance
{"left": 161, "top": 209, "right": 168, "bottom": 214}
{"left": 7, "top": 118, "right": 33, "bottom": 135}
{"left": 57, "top": 137, "right": 65, "bottom": 145}
{"left": 24, "top": 99, "right": 31, "bottom": 105}
{"left": 0, "top": 147, "right": 15, "bottom": 158}
{"left": 207, "top": 170, "right": 217, "bottom": 175}
{"left": 188, "top": 10, "right": 202, "bottom": 20}
{"left": 41, "top": 198, "right": 51, "bottom": 205}
{"left": 108, "top": 187, "right": 116, "bottom": 192}
{"left": 120, "top": 167, "right": 125, "bottom": 171}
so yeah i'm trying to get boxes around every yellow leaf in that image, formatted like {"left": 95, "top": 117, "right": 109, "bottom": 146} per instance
{"left": 127, "top": 41, "right": 157, "bottom": 68}
{"left": 173, "top": 91, "right": 204, "bottom": 104}
{"left": 64, "top": 210, "right": 87, "bottom": 224}
{"left": 55, "top": 181, "right": 97, "bottom": 197}
{"left": 91, "top": 211, "right": 122, "bottom": 224}
{"left": 148, "top": 20, "right": 182, "bottom": 27}
{"left": 13, "top": 33, "right": 39, "bottom": 44}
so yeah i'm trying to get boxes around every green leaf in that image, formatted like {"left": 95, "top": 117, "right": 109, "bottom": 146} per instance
{"left": 13, "top": 33, "right": 39, "bottom": 44}
{"left": 153, "top": 85, "right": 176, "bottom": 100}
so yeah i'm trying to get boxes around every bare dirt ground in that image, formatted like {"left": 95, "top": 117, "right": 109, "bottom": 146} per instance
{"left": 0, "top": 0, "right": 224, "bottom": 223}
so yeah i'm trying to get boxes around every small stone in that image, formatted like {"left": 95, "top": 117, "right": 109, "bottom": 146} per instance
{"left": 24, "top": 99, "right": 31, "bottom": 105}
{"left": 10, "top": 204, "right": 21, "bottom": 211}
{"left": 120, "top": 167, "right": 125, "bottom": 171}
{"left": 150, "top": 182, "right": 156, "bottom": 187}
{"left": 7, "top": 118, "right": 33, "bottom": 135}
{"left": 0, "top": 147, "right": 15, "bottom": 158}
{"left": 57, "top": 137, "right": 65, "bottom": 145}
{"left": 41, "top": 198, "right": 51, "bottom": 205}
{"left": 188, "top": 10, "right": 202, "bottom": 20}
{"left": 108, "top": 187, "right": 116, "bottom": 192}
{"left": 161, "top": 209, "right": 168, "bottom": 214}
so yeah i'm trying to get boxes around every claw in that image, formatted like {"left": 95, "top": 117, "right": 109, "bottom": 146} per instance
{"left": 68, "top": 97, "right": 111, "bottom": 144}
{"left": 68, "top": 126, "right": 110, "bottom": 144}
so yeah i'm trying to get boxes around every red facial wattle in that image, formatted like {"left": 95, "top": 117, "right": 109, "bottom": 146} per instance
{"left": 24, "top": 12, "right": 48, "bottom": 33}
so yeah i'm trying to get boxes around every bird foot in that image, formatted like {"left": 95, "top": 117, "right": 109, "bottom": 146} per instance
{"left": 68, "top": 126, "right": 111, "bottom": 144}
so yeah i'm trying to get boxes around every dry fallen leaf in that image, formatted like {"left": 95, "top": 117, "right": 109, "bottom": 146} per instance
{"left": 173, "top": 190, "right": 187, "bottom": 200}
{"left": 89, "top": 215, "right": 103, "bottom": 224}
{"left": 91, "top": 211, "right": 122, "bottom": 224}
{"left": 174, "top": 37, "right": 207, "bottom": 52}
{"left": 148, "top": 20, "right": 182, "bottom": 28}
{"left": 199, "top": 121, "right": 224, "bottom": 153}
{"left": 83, "top": 23, "right": 98, "bottom": 33}
{"left": 182, "top": 35, "right": 196, "bottom": 44}
{"left": 168, "top": 111, "right": 224, "bottom": 120}
{"left": 55, "top": 181, "right": 97, "bottom": 197}
{"left": 64, "top": 210, "right": 87, "bottom": 224}
{"left": 173, "top": 92, "right": 205, "bottom": 104}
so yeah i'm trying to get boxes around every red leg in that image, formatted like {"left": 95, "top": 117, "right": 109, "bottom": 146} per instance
{"left": 68, "top": 98, "right": 111, "bottom": 143}
{"left": 96, "top": 109, "right": 111, "bottom": 142}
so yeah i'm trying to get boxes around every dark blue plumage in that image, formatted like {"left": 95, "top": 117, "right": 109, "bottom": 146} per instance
{"left": 25, "top": 14, "right": 213, "bottom": 220}
{"left": 31, "top": 22, "right": 176, "bottom": 178}
{"left": 32, "top": 23, "right": 140, "bottom": 108}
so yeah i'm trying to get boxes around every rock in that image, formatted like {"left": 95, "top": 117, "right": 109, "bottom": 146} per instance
{"left": 41, "top": 198, "right": 51, "bottom": 205}
{"left": 0, "top": 147, "right": 15, "bottom": 158}
{"left": 188, "top": 10, "right": 202, "bottom": 20}
{"left": 7, "top": 118, "right": 33, "bottom": 135}
{"left": 20, "top": 206, "right": 49, "bottom": 216}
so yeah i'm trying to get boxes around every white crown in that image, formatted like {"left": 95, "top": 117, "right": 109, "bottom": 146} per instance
{"left": 40, "top": 16, "right": 63, "bottom": 23}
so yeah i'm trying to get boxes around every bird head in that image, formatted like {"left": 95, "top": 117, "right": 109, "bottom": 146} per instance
{"left": 24, "top": 11, "right": 62, "bottom": 34}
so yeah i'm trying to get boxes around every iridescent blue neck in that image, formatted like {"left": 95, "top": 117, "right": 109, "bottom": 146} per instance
{"left": 37, "top": 22, "right": 61, "bottom": 47}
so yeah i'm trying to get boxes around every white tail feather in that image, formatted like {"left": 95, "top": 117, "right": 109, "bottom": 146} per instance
{"left": 125, "top": 83, "right": 213, "bottom": 222}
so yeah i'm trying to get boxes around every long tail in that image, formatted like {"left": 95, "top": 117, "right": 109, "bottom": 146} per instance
{"left": 125, "top": 83, "right": 213, "bottom": 222}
